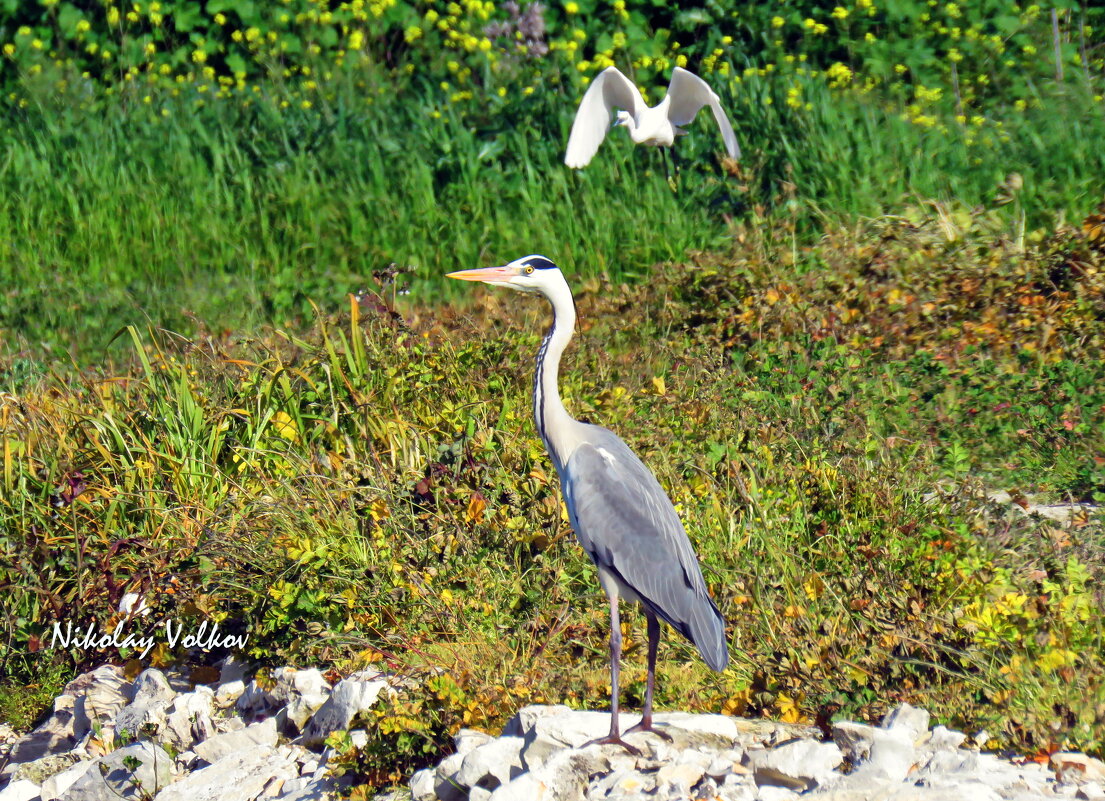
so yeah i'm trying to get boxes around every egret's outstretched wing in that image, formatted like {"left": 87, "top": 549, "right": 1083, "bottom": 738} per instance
{"left": 665, "top": 67, "right": 741, "bottom": 160}
{"left": 562, "top": 426, "right": 728, "bottom": 671}
{"left": 564, "top": 67, "right": 645, "bottom": 168}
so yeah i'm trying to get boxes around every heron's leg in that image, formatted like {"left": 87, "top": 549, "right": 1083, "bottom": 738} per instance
{"left": 582, "top": 594, "right": 641, "bottom": 755}
{"left": 624, "top": 611, "right": 673, "bottom": 741}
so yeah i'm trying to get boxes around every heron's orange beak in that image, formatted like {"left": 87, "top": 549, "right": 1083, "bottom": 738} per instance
{"left": 446, "top": 265, "right": 517, "bottom": 284}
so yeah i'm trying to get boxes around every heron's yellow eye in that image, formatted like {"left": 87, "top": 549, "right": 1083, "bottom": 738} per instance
{"left": 524, "top": 266, "right": 534, "bottom": 275}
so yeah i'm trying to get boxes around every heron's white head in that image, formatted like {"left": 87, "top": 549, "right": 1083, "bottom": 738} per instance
{"left": 447, "top": 254, "right": 564, "bottom": 295}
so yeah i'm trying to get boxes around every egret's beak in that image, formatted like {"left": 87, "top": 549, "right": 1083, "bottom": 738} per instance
{"left": 446, "top": 265, "right": 517, "bottom": 284}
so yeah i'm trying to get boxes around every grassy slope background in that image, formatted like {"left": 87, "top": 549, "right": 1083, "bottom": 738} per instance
{"left": 1, "top": 0, "right": 1105, "bottom": 791}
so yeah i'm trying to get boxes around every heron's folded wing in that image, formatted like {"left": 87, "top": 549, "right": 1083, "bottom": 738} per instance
{"left": 563, "top": 434, "right": 710, "bottom": 616}
{"left": 564, "top": 67, "right": 644, "bottom": 168}
{"left": 563, "top": 434, "right": 727, "bottom": 669}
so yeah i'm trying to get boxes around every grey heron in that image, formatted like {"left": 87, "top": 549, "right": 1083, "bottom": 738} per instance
{"left": 564, "top": 66, "right": 741, "bottom": 169}
{"left": 448, "top": 255, "right": 728, "bottom": 752}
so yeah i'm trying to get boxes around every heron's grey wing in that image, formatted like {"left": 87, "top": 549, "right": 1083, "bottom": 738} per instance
{"left": 564, "top": 67, "right": 645, "bottom": 168}
{"left": 562, "top": 429, "right": 728, "bottom": 670}
{"left": 665, "top": 67, "right": 741, "bottom": 159}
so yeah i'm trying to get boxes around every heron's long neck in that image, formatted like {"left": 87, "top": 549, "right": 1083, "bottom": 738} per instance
{"left": 534, "top": 281, "right": 578, "bottom": 473}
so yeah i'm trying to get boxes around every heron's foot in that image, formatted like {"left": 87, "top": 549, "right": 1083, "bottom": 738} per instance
{"left": 624, "top": 719, "right": 673, "bottom": 742}
{"left": 581, "top": 733, "right": 642, "bottom": 755}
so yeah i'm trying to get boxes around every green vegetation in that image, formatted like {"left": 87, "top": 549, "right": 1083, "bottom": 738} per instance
{"left": 2, "top": 0, "right": 1104, "bottom": 357}
{"left": 1, "top": 0, "right": 1104, "bottom": 792}
{"left": 3, "top": 210, "right": 1104, "bottom": 786}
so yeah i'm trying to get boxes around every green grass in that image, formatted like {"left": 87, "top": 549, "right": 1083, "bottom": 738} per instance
{"left": 2, "top": 212, "right": 1103, "bottom": 777}
{"left": 2, "top": 66, "right": 1104, "bottom": 362}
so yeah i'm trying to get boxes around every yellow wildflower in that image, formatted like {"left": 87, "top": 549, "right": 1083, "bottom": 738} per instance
{"left": 2, "top": 44, "right": 13, "bottom": 56}
{"left": 214, "top": 12, "right": 226, "bottom": 24}
{"left": 191, "top": 48, "right": 207, "bottom": 63}
{"left": 564, "top": 1, "right": 579, "bottom": 12}
{"left": 831, "top": 6, "right": 848, "bottom": 20}
{"left": 772, "top": 16, "right": 784, "bottom": 27}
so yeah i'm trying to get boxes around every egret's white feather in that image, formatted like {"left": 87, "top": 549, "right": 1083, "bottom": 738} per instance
{"left": 564, "top": 66, "right": 741, "bottom": 168}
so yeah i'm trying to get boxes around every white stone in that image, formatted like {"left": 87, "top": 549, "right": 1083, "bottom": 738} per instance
{"left": 748, "top": 739, "right": 842, "bottom": 790}
{"left": 469, "top": 787, "right": 492, "bottom": 801}
{"left": 39, "top": 759, "right": 93, "bottom": 800}
{"left": 409, "top": 768, "right": 436, "bottom": 801}
{"left": 62, "top": 741, "right": 174, "bottom": 801}
{"left": 161, "top": 687, "right": 216, "bottom": 752}
{"left": 1053, "top": 753, "right": 1105, "bottom": 784}
{"left": 215, "top": 680, "right": 246, "bottom": 709}
{"left": 432, "top": 751, "right": 468, "bottom": 801}
{"left": 923, "top": 725, "right": 967, "bottom": 752}
{"left": 656, "top": 759, "right": 706, "bottom": 792}
{"left": 348, "top": 730, "right": 368, "bottom": 749}
{"left": 115, "top": 670, "right": 176, "bottom": 740}
{"left": 299, "top": 674, "right": 388, "bottom": 748}
{"left": 71, "top": 665, "right": 135, "bottom": 744}
{"left": 454, "top": 728, "right": 494, "bottom": 756}
{"left": 153, "top": 743, "right": 298, "bottom": 801}
{"left": 756, "top": 786, "right": 800, "bottom": 801}
{"left": 454, "top": 736, "right": 525, "bottom": 792}
{"left": 278, "top": 669, "right": 331, "bottom": 732}
{"left": 880, "top": 703, "right": 930, "bottom": 741}
{"left": 718, "top": 773, "right": 757, "bottom": 801}
{"left": 832, "top": 719, "right": 918, "bottom": 783}
{"left": 193, "top": 717, "right": 278, "bottom": 764}
{"left": 1078, "top": 782, "right": 1105, "bottom": 800}
{"left": 590, "top": 766, "right": 654, "bottom": 798}
{"left": 0, "top": 780, "right": 41, "bottom": 801}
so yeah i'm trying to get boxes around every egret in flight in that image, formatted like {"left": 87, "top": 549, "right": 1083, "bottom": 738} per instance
{"left": 564, "top": 66, "right": 741, "bottom": 169}
{"left": 448, "top": 255, "right": 727, "bottom": 752}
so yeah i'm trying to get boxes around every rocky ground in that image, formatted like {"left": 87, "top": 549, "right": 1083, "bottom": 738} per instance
{"left": 0, "top": 662, "right": 1103, "bottom": 801}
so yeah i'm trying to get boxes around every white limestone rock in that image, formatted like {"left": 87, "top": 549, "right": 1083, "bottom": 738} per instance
{"left": 454, "top": 729, "right": 494, "bottom": 757}
{"left": 881, "top": 703, "right": 930, "bottom": 742}
{"left": 1078, "top": 783, "right": 1105, "bottom": 800}
{"left": 160, "top": 686, "right": 217, "bottom": 752}
{"left": 62, "top": 741, "right": 174, "bottom": 801}
{"left": 299, "top": 672, "right": 389, "bottom": 748}
{"left": 39, "top": 758, "right": 93, "bottom": 801}
{"left": 114, "top": 669, "right": 176, "bottom": 740}
{"left": 192, "top": 717, "right": 278, "bottom": 765}
{"left": 454, "top": 736, "right": 525, "bottom": 793}
{"left": 152, "top": 743, "right": 297, "bottom": 801}
{"left": 410, "top": 767, "right": 437, "bottom": 801}
{"left": 70, "top": 665, "right": 135, "bottom": 745}
{"left": 277, "top": 669, "right": 332, "bottom": 733}
{"left": 1053, "top": 753, "right": 1105, "bottom": 785}
{"left": 0, "top": 780, "right": 42, "bottom": 801}
{"left": 747, "top": 739, "right": 843, "bottom": 791}
{"left": 832, "top": 719, "right": 918, "bottom": 783}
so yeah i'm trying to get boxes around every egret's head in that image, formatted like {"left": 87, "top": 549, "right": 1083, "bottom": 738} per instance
{"left": 447, "top": 254, "right": 562, "bottom": 295}
{"left": 614, "top": 110, "right": 632, "bottom": 128}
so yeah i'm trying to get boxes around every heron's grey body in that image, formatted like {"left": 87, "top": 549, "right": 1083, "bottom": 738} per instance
{"left": 560, "top": 431, "right": 729, "bottom": 672}
{"left": 448, "top": 254, "right": 727, "bottom": 749}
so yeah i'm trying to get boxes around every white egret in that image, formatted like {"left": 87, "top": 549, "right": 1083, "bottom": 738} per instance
{"left": 564, "top": 66, "right": 741, "bottom": 169}
{"left": 448, "top": 255, "right": 728, "bottom": 752}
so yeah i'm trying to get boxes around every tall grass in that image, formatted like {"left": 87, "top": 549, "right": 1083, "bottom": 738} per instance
{"left": 2, "top": 65, "right": 1104, "bottom": 361}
